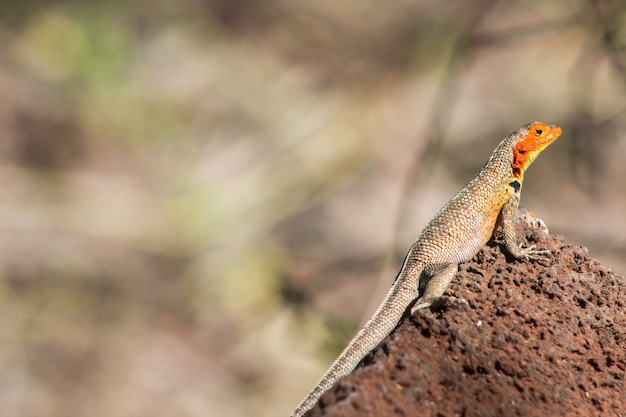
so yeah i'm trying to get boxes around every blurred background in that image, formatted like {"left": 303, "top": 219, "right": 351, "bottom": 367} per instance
{"left": 0, "top": 1, "right": 625, "bottom": 416}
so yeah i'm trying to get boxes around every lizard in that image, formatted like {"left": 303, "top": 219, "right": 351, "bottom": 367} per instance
{"left": 289, "top": 122, "right": 562, "bottom": 417}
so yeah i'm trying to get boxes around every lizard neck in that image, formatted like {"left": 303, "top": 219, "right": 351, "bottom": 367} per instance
{"left": 479, "top": 137, "right": 519, "bottom": 186}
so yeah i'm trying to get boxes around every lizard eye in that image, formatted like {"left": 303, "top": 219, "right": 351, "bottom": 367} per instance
{"left": 517, "top": 149, "right": 526, "bottom": 154}
{"left": 534, "top": 128, "right": 543, "bottom": 135}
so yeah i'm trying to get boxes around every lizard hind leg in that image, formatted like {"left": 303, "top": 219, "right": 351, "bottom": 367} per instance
{"left": 410, "top": 263, "right": 459, "bottom": 314}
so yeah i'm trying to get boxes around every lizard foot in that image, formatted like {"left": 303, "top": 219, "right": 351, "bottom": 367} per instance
{"left": 515, "top": 245, "right": 550, "bottom": 261}
{"left": 437, "top": 295, "right": 470, "bottom": 308}
{"left": 411, "top": 295, "right": 468, "bottom": 314}
{"left": 410, "top": 297, "right": 434, "bottom": 314}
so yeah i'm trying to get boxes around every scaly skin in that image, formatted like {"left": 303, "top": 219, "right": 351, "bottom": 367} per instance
{"left": 290, "top": 122, "right": 562, "bottom": 417}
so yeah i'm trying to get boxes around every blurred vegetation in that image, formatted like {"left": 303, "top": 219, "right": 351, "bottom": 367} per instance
{"left": 0, "top": 1, "right": 625, "bottom": 416}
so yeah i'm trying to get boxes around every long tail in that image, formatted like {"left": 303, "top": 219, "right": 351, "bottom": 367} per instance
{"left": 289, "top": 265, "right": 422, "bottom": 417}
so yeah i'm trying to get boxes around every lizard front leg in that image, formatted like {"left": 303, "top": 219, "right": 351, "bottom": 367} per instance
{"left": 501, "top": 190, "right": 550, "bottom": 260}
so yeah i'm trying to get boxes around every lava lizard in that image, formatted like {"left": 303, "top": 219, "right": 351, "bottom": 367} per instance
{"left": 289, "top": 122, "right": 562, "bottom": 417}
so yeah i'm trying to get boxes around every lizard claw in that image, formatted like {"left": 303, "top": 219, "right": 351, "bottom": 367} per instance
{"left": 517, "top": 245, "right": 550, "bottom": 261}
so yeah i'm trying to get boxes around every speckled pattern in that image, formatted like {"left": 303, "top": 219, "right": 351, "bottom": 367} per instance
{"left": 290, "top": 123, "right": 562, "bottom": 417}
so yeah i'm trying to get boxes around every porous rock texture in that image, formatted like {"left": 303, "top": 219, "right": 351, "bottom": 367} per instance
{"left": 306, "top": 210, "right": 626, "bottom": 417}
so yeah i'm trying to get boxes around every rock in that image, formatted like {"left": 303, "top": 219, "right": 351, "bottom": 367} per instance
{"left": 306, "top": 213, "right": 626, "bottom": 417}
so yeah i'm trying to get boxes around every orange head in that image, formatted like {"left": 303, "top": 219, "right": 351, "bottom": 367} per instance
{"left": 511, "top": 122, "right": 562, "bottom": 178}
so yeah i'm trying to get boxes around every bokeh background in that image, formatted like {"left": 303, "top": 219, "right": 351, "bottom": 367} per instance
{"left": 0, "top": 1, "right": 625, "bottom": 416}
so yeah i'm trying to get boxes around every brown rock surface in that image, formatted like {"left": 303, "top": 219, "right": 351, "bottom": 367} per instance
{"left": 306, "top": 211, "right": 626, "bottom": 417}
